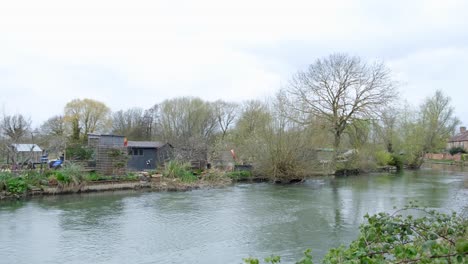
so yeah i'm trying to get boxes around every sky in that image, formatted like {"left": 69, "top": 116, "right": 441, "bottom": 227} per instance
{"left": 0, "top": 0, "right": 467, "bottom": 128}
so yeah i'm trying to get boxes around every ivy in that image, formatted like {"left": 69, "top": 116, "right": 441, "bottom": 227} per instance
{"left": 243, "top": 203, "right": 467, "bottom": 264}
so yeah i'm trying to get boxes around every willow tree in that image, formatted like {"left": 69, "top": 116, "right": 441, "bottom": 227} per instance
{"left": 64, "top": 98, "right": 111, "bottom": 141}
{"left": 419, "top": 90, "right": 460, "bottom": 153}
{"left": 285, "top": 53, "right": 398, "bottom": 168}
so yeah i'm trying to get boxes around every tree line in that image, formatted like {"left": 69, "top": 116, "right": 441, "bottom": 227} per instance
{"left": 0, "top": 54, "right": 460, "bottom": 179}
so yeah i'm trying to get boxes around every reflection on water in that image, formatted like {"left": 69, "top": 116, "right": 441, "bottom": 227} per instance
{"left": 0, "top": 168, "right": 467, "bottom": 264}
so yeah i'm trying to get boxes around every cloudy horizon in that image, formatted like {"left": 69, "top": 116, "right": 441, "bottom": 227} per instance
{"left": 1, "top": 0, "right": 467, "bottom": 128}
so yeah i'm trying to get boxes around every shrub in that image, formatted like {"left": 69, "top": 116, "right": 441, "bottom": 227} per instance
{"left": 242, "top": 203, "right": 467, "bottom": 264}
{"left": 123, "top": 172, "right": 138, "bottom": 181}
{"left": 389, "top": 153, "right": 404, "bottom": 171}
{"left": 163, "top": 161, "right": 197, "bottom": 182}
{"left": 56, "top": 163, "right": 85, "bottom": 185}
{"left": 0, "top": 172, "right": 14, "bottom": 191}
{"left": 23, "top": 171, "right": 48, "bottom": 186}
{"left": 86, "top": 172, "right": 102, "bottom": 181}
{"left": 375, "top": 151, "right": 392, "bottom": 166}
{"left": 6, "top": 177, "right": 27, "bottom": 194}
{"left": 226, "top": 170, "right": 252, "bottom": 180}
{"left": 449, "top": 146, "right": 467, "bottom": 155}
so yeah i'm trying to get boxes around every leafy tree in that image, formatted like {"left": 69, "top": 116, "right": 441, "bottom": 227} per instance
{"left": 64, "top": 98, "right": 111, "bottom": 141}
{"left": 419, "top": 90, "right": 460, "bottom": 153}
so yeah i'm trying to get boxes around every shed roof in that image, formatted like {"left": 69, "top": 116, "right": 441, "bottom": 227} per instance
{"left": 448, "top": 131, "right": 468, "bottom": 142}
{"left": 127, "top": 141, "right": 171, "bottom": 148}
{"left": 12, "top": 144, "right": 42, "bottom": 152}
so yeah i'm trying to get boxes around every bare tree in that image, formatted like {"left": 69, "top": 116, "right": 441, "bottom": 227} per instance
{"left": 213, "top": 100, "right": 239, "bottom": 140}
{"left": 0, "top": 114, "right": 32, "bottom": 165}
{"left": 284, "top": 53, "right": 398, "bottom": 167}
{"left": 40, "top": 115, "right": 65, "bottom": 137}
{"left": 1, "top": 114, "right": 31, "bottom": 142}
{"left": 111, "top": 108, "right": 151, "bottom": 140}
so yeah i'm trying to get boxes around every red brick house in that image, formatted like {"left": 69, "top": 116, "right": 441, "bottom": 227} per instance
{"left": 447, "top": 126, "right": 468, "bottom": 150}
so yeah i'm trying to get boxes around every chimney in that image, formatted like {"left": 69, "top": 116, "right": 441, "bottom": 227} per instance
{"left": 461, "top": 126, "right": 467, "bottom": 133}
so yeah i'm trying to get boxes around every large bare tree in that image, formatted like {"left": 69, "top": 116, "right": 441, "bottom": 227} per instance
{"left": 284, "top": 53, "right": 398, "bottom": 167}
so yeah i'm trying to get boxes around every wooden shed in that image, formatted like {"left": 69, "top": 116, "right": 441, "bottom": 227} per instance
{"left": 9, "top": 144, "right": 43, "bottom": 164}
{"left": 127, "top": 141, "right": 174, "bottom": 171}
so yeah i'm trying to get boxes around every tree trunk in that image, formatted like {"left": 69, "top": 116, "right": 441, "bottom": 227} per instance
{"left": 331, "top": 132, "right": 341, "bottom": 173}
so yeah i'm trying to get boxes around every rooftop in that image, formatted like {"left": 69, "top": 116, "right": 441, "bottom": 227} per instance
{"left": 448, "top": 131, "right": 468, "bottom": 142}
{"left": 11, "top": 144, "right": 42, "bottom": 152}
{"left": 127, "top": 141, "right": 171, "bottom": 148}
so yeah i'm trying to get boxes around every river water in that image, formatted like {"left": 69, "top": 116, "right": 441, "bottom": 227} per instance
{"left": 1, "top": 165, "right": 467, "bottom": 264}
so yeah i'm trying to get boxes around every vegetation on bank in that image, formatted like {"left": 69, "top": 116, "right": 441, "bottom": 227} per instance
{"left": 243, "top": 203, "right": 468, "bottom": 264}
{"left": 0, "top": 54, "right": 464, "bottom": 182}
{"left": 0, "top": 160, "right": 237, "bottom": 198}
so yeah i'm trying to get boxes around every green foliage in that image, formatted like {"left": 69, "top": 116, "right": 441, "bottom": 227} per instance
{"left": 123, "top": 172, "right": 138, "bottom": 181}
{"left": 375, "top": 151, "right": 392, "bottom": 166}
{"left": 163, "top": 161, "right": 197, "bottom": 182}
{"left": 0, "top": 171, "right": 14, "bottom": 190}
{"left": 85, "top": 172, "right": 109, "bottom": 181}
{"left": 449, "top": 147, "right": 467, "bottom": 155}
{"left": 243, "top": 204, "right": 467, "bottom": 263}
{"left": 56, "top": 163, "right": 86, "bottom": 185}
{"left": 322, "top": 203, "right": 467, "bottom": 263}
{"left": 0, "top": 172, "right": 29, "bottom": 194}
{"left": 388, "top": 153, "right": 404, "bottom": 171}
{"left": 54, "top": 171, "right": 69, "bottom": 184}
{"left": 22, "top": 171, "right": 47, "bottom": 186}
{"left": 6, "top": 177, "right": 27, "bottom": 194}
{"left": 226, "top": 170, "right": 252, "bottom": 180}
{"left": 66, "top": 143, "right": 94, "bottom": 160}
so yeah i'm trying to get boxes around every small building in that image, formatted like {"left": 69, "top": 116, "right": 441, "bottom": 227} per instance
{"left": 9, "top": 144, "right": 43, "bottom": 164}
{"left": 87, "top": 133, "right": 127, "bottom": 175}
{"left": 447, "top": 127, "right": 468, "bottom": 150}
{"left": 127, "top": 141, "right": 174, "bottom": 171}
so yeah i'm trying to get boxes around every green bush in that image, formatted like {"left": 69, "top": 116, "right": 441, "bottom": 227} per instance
{"left": 23, "top": 171, "right": 48, "bottom": 186}
{"left": 123, "top": 172, "right": 138, "bottom": 181}
{"left": 163, "top": 161, "right": 197, "bottom": 182}
{"left": 389, "top": 153, "right": 404, "bottom": 171}
{"left": 0, "top": 172, "right": 13, "bottom": 190}
{"left": 55, "top": 171, "right": 69, "bottom": 184}
{"left": 226, "top": 170, "right": 252, "bottom": 180}
{"left": 375, "top": 151, "right": 392, "bottom": 166}
{"left": 85, "top": 172, "right": 106, "bottom": 181}
{"left": 243, "top": 203, "right": 467, "bottom": 263}
{"left": 56, "top": 163, "right": 85, "bottom": 185}
{"left": 449, "top": 147, "right": 467, "bottom": 155}
{"left": 6, "top": 177, "right": 27, "bottom": 194}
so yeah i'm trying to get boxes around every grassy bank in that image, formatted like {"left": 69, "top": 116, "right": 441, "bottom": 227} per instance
{"left": 0, "top": 162, "right": 233, "bottom": 200}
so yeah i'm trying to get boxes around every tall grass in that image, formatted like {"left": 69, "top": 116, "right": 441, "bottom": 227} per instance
{"left": 163, "top": 161, "right": 197, "bottom": 182}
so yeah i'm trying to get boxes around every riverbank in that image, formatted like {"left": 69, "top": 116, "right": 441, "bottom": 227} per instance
{"left": 0, "top": 172, "right": 234, "bottom": 201}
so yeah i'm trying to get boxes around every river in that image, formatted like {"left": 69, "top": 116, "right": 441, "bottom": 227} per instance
{"left": 1, "top": 164, "right": 467, "bottom": 264}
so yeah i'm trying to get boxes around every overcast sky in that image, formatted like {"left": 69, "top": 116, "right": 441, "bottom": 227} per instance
{"left": 1, "top": 0, "right": 467, "bottom": 128}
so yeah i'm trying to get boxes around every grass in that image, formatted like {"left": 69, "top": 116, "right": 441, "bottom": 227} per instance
{"left": 163, "top": 161, "right": 198, "bottom": 183}
{"left": 226, "top": 170, "right": 252, "bottom": 180}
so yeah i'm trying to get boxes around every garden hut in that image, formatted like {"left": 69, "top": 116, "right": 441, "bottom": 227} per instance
{"left": 127, "top": 141, "right": 174, "bottom": 171}
{"left": 9, "top": 144, "right": 43, "bottom": 164}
